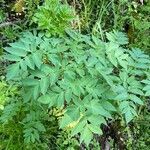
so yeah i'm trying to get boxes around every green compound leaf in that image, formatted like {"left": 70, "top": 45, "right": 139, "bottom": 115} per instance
{"left": 4, "top": 30, "right": 149, "bottom": 145}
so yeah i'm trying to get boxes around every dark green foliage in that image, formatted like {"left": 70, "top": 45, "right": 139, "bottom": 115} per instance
{"left": 0, "top": 78, "right": 79, "bottom": 149}
{"left": 0, "top": 82, "right": 48, "bottom": 148}
{"left": 112, "top": 0, "right": 150, "bottom": 51}
{"left": 68, "top": 0, "right": 150, "bottom": 51}
{"left": 0, "top": 0, "right": 42, "bottom": 55}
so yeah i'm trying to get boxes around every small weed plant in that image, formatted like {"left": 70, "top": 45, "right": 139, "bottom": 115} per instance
{"left": 33, "top": 0, "right": 75, "bottom": 36}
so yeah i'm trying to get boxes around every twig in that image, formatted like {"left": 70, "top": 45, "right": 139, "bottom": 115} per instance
{"left": 0, "top": 21, "right": 19, "bottom": 28}
{"left": 140, "top": 0, "right": 144, "bottom": 5}
{"left": 105, "top": 139, "right": 110, "bottom": 150}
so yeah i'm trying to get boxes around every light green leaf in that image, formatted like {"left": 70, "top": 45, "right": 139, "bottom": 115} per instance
{"left": 100, "top": 72, "right": 114, "bottom": 87}
{"left": 72, "top": 85, "right": 81, "bottom": 96}
{"left": 38, "top": 94, "right": 51, "bottom": 104}
{"left": 88, "top": 124, "right": 102, "bottom": 135}
{"left": 64, "top": 70, "right": 76, "bottom": 80}
{"left": 9, "top": 41, "right": 28, "bottom": 52}
{"left": 25, "top": 56, "right": 35, "bottom": 70}
{"left": 20, "top": 61, "right": 27, "bottom": 71}
{"left": 143, "top": 85, "right": 150, "bottom": 91}
{"left": 125, "top": 109, "right": 134, "bottom": 123}
{"left": 106, "top": 31, "right": 128, "bottom": 45}
{"left": 66, "top": 106, "right": 80, "bottom": 121}
{"left": 4, "top": 47, "right": 27, "bottom": 57}
{"left": 119, "top": 101, "right": 129, "bottom": 112}
{"left": 50, "top": 72, "right": 59, "bottom": 85}
{"left": 115, "top": 92, "right": 128, "bottom": 101}
{"left": 101, "top": 101, "right": 116, "bottom": 111}
{"left": 57, "top": 92, "right": 64, "bottom": 107}
{"left": 129, "top": 94, "right": 143, "bottom": 105}
{"left": 118, "top": 59, "right": 128, "bottom": 70}
{"left": 141, "top": 80, "right": 150, "bottom": 84}
{"left": 145, "top": 90, "right": 150, "bottom": 96}
{"left": 87, "top": 115, "right": 107, "bottom": 125}
{"left": 47, "top": 92, "right": 58, "bottom": 107}
{"left": 6, "top": 63, "right": 20, "bottom": 80}
{"left": 80, "top": 125, "right": 93, "bottom": 145}
{"left": 48, "top": 54, "right": 61, "bottom": 66}
{"left": 32, "top": 52, "right": 42, "bottom": 69}
{"left": 107, "top": 51, "right": 118, "bottom": 67}
{"left": 59, "top": 114, "right": 73, "bottom": 128}
{"left": 65, "top": 88, "right": 72, "bottom": 103}
{"left": 22, "top": 78, "right": 39, "bottom": 86}
{"left": 129, "top": 88, "right": 144, "bottom": 96}
{"left": 87, "top": 57, "right": 98, "bottom": 67}
{"left": 76, "top": 68, "right": 85, "bottom": 77}
{"left": 71, "top": 120, "right": 86, "bottom": 136}
{"left": 40, "top": 76, "right": 50, "bottom": 95}
{"left": 33, "top": 85, "right": 40, "bottom": 100}
{"left": 4, "top": 54, "right": 21, "bottom": 61}
{"left": 22, "top": 90, "right": 32, "bottom": 102}
{"left": 86, "top": 100, "right": 112, "bottom": 118}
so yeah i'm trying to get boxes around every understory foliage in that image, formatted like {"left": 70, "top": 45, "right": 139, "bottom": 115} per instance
{"left": 2, "top": 29, "right": 150, "bottom": 145}
{"left": 112, "top": 0, "right": 150, "bottom": 51}
{"left": 0, "top": 80, "right": 79, "bottom": 149}
{"left": 33, "top": 0, "right": 74, "bottom": 36}
{"left": 68, "top": 0, "right": 150, "bottom": 51}
{"left": 0, "top": 79, "right": 18, "bottom": 110}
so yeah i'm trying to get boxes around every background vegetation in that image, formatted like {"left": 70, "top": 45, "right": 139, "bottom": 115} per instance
{"left": 0, "top": 0, "right": 150, "bottom": 149}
